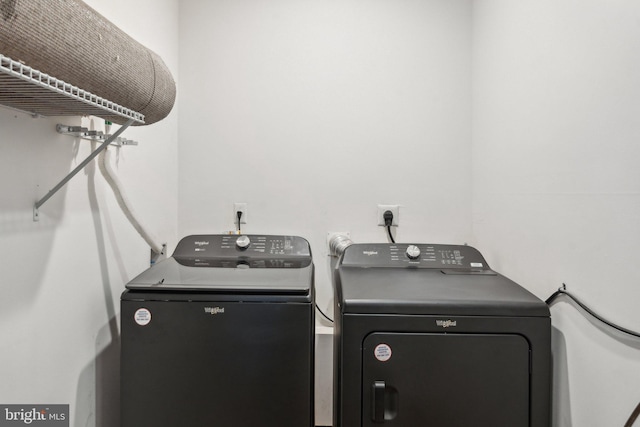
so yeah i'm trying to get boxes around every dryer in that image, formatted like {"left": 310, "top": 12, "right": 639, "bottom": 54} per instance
{"left": 121, "top": 234, "right": 314, "bottom": 427}
{"left": 333, "top": 243, "right": 550, "bottom": 427}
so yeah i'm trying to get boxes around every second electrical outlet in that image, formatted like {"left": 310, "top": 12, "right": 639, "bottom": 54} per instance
{"left": 377, "top": 205, "right": 400, "bottom": 226}
{"left": 234, "top": 203, "right": 248, "bottom": 225}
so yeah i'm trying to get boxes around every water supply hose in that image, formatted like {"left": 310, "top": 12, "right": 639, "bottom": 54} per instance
{"left": 98, "top": 146, "right": 164, "bottom": 255}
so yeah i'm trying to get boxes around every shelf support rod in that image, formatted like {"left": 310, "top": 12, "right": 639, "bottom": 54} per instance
{"left": 33, "top": 118, "right": 135, "bottom": 221}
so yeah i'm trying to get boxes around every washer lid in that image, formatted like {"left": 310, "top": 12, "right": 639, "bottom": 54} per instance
{"left": 126, "top": 234, "right": 313, "bottom": 293}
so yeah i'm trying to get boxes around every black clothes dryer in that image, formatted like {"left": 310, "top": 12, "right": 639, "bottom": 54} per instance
{"left": 334, "top": 243, "right": 550, "bottom": 427}
{"left": 121, "top": 234, "right": 314, "bottom": 427}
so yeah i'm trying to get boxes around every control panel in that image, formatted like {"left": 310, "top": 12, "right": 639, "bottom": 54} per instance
{"left": 340, "top": 243, "right": 490, "bottom": 270}
{"left": 172, "top": 235, "right": 312, "bottom": 268}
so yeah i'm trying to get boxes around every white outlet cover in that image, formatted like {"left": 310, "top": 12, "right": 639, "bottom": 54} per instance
{"left": 377, "top": 205, "right": 400, "bottom": 226}
{"left": 233, "top": 202, "right": 247, "bottom": 224}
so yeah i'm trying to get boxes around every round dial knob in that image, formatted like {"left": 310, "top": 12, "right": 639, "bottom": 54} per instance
{"left": 406, "top": 245, "right": 421, "bottom": 260}
{"left": 236, "top": 235, "right": 251, "bottom": 250}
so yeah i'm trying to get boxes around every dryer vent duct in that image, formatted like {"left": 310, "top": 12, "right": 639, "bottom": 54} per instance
{"left": 0, "top": 0, "right": 176, "bottom": 125}
{"left": 329, "top": 233, "right": 353, "bottom": 258}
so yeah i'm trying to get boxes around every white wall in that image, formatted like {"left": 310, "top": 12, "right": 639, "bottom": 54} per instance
{"left": 472, "top": 1, "right": 640, "bottom": 425}
{"left": 0, "top": 1, "right": 179, "bottom": 426}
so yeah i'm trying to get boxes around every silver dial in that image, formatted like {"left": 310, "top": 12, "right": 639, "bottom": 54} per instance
{"left": 236, "top": 235, "right": 251, "bottom": 250}
{"left": 406, "top": 245, "right": 421, "bottom": 260}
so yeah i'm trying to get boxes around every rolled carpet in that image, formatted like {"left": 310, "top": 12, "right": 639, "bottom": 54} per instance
{"left": 0, "top": 0, "right": 176, "bottom": 125}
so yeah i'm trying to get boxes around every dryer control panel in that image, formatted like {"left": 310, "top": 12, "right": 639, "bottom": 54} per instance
{"left": 173, "top": 234, "right": 312, "bottom": 268}
{"left": 341, "top": 243, "right": 490, "bottom": 270}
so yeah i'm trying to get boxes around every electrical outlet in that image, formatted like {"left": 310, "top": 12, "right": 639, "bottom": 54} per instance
{"left": 234, "top": 203, "right": 247, "bottom": 224}
{"left": 377, "top": 205, "right": 400, "bottom": 226}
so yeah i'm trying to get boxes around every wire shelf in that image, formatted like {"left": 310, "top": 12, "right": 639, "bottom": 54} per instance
{"left": 0, "top": 54, "right": 144, "bottom": 123}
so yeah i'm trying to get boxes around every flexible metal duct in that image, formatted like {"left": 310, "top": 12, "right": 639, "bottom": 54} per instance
{"left": 0, "top": 0, "right": 175, "bottom": 125}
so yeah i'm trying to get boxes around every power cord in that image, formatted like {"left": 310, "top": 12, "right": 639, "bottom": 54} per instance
{"left": 316, "top": 304, "right": 334, "bottom": 323}
{"left": 384, "top": 210, "right": 395, "bottom": 244}
{"left": 546, "top": 284, "right": 640, "bottom": 427}
{"left": 236, "top": 210, "right": 243, "bottom": 234}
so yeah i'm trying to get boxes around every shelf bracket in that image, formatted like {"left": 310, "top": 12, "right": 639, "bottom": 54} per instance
{"left": 56, "top": 124, "right": 139, "bottom": 146}
{"left": 33, "top": 118, "right": 135, "bottom": 221}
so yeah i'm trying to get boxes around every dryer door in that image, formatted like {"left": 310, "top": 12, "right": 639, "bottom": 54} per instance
{"left": 362, "top": 332, "right": 530, "bottom": 426}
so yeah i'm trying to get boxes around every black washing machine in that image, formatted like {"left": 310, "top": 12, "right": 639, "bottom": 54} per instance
{"left": 121, "top": 234, "right": 314, "bottom": 427}
{"left": 334, "top": 243, "right": 550, "bottom": 427}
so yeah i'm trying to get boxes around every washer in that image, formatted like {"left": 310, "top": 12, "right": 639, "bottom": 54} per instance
{"left": 121, "top": 234, "right": 314, "bottom": 427}
{"left": 334, "top": 243, "right": 550, "bottom": 427}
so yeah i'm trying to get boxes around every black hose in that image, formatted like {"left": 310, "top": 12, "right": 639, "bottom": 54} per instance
{"left": 624, "top": 401, "right": 640, "bottom": 427}
{"left": 547, "top": 285, "right": 640, "bottom": 427}
{"left": 546, "top": 284, "right": 640, "bottom": 339}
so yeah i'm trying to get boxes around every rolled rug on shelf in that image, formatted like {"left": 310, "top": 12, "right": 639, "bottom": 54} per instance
{"left": 0, "top": 0, "right": 176, "bottom": 125}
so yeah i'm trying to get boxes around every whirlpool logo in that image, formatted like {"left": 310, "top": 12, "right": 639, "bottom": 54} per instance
{"left": 435, "top": 320, "right": 457, "bottom": 328}
{"left": 204, "top": 307, "right": 225, "bottom": 315}
{"left": 1, "top": 405, "right": 68, "bottom": 426}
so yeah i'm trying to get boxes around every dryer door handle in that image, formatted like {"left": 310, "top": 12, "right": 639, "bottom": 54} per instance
{"left": 372, "top": 381, "right": 386, "bottom": 423}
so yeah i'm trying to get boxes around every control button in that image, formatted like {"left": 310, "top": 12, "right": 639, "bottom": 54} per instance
{"left": 406, "top": 245, "right": 421, "bottom": 260}
{"left": 236, "top": 235, "right": 251, "bottom": 250}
